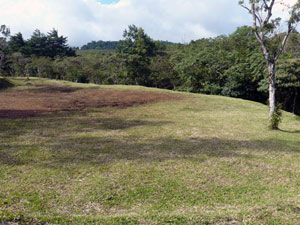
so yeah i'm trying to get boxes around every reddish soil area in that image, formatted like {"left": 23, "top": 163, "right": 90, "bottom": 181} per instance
{"left": 0, "top": 85, "right": 181, "bottom": 119}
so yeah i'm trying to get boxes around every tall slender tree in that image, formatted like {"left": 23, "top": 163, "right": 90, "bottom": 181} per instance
{"left": 239, "top": 0, "right": 300, "bottom": 129}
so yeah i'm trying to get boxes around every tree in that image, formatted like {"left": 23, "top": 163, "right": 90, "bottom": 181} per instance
{"left": 47, "top": 29, "right": 75, "bottom": 58}
{"left": 258, "top": 59, "right": 300, "bottom": 115}
{"left": 9, "top": 32, "right": 26, "bottom": 54}
{"left": 81, "top": 40, "right": 120, "bottom": 50}
{"left": 10, "top": 52, "right": 28, "bottom": 77}
{"left": 239, "top": 0, "right": 300, "bottom": 129}
{"left": 30, "top": 56, "right": 55, "bottom": 79}
{"left": 276, "top": 59, "right": 300, "bottom": 114}
{"left": 222, "top": 26, "right": 265, "bottom": 101}
{"left": 26, "top": 29, "right": 75, "bottom": 58}
{"left": 27, "top": 29, "right": 48, "bottom": 57}
{"left": 0, "top": 25, "right": 11, "bottom": 75}
{"left": 0, "top": 25, "right": 10, "bottom": 37}
{"left": 117, "top": 25, "right": 157, "bottom": 85}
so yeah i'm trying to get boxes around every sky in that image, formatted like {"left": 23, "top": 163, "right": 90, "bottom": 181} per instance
{"left": 0, "top": 0, "right": 296, "bottom": 47}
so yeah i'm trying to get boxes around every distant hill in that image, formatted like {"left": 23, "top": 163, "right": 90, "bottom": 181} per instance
{"left": 80, "top": 40, "right": 178, "bottom": 50}
{"left": 81, "top": 41, "right": 120, "bottom": 50}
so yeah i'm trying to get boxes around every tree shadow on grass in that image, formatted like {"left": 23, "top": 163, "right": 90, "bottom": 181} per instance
{"left": 75, "top": 117, "right": 172, "bottom": 131}
{"left": 2, "top": 134, "right": 300, "bottom": 167}
{"left": 29, "top": 85, "right": 83, "bottom": 93}
{"left": 0, "top": 111, "right": 171, "bottom": 133}
{"left": 279, "top": 129, "right": 300, "bottom": 134}
{"left": 1, "top": 112, "right": 300, "bottom": 167}
{"left": 0, "top": 116, "right": 172, "bottom": 166}
{"left": 46, "top": 137, "right": 251, "bottom": 167}
{"left": 50, "top": 137, "right": 300, "bottom": 170}
{"left": 0, "top": 110, "right": 51, "bottom": 119}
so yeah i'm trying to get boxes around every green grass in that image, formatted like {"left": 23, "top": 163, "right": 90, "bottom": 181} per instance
{"left": 1, "top": 78, "right": 300, "bottom": 224}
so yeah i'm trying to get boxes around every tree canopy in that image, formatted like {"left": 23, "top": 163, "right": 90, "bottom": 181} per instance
{"left": 9, "top": 29, "right": 76, "bottom": 58}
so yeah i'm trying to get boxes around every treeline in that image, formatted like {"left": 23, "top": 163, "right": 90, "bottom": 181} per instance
{"left": 8, "top": 29, "right": 75, "bottom": 58}
{"left": 81, "top": 40, "right": 120, "bottom": 50}
{"left": 80, "top": 40, "right": 177, "bottom": 50}
{"left": 1, "top": 25, "right": 300, "bottom": 115}
{"left": 0, "top": 27, "right": 75, "bottom": 76}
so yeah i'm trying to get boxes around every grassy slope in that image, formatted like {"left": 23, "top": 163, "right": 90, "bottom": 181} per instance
{"left": 1, "top": 78, "right": 300, "bottom": 224}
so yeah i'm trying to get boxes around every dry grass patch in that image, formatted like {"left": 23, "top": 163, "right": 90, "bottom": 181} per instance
{"left": 0, "top": 79, "right": 182, "bottom": 119}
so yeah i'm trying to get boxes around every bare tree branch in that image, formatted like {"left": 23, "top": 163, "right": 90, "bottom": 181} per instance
{"left": 240, "top": 4, "right": 252, "bottom": 13}
{"left": 264, "top": 0, "right": 276, "bottom": 25}
{"left": 275, "top": 23, "right": 293, "bottom": 61}
{"left": 240, "top": 3, "right": 263, "bottom": 24}
{"left": 262, "top": 0, "right": 269, "bottom": 9}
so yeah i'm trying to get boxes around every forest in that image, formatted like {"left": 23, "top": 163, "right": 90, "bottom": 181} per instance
{"left": 1, "top": 24, "right": 300, "bottom": 115}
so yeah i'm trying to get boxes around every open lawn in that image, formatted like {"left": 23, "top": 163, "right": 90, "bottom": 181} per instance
{"left": 1, "top": 78, "right": 300, "bottom": 224}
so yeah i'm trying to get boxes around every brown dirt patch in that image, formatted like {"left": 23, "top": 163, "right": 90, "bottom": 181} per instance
{"left": 0, "top": 85, "right": 182, "bottom": 119}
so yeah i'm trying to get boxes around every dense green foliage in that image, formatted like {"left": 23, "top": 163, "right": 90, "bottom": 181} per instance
{"left": 0, "top": 25, "right": 11, "bottom": 76}
{"left": 81, "top": 40, "right": 177, "bottom": 51}
{"left": 2, "top": 24, "right": 300, "bottom": 115}
{"left": 0, "top": 77, "right": 14, "bottom": 90}
{"left": 116, "top": 25, "right": 159, "bottom": 85}
{"left": 171, "top": 27, "right": 265, "bottom": 98}
{"left": 8, "top": 29, "right": 75, "bottom": 58}
{"left": 81, "top": 40, "right": 120, "bottom": 50}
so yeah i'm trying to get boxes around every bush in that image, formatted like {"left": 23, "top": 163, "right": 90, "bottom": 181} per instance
{"left": 270, "top": 104, "right": 282, "bottom": 130}
{"left": 0, "top": 78, "right": 14, "bottom": 90}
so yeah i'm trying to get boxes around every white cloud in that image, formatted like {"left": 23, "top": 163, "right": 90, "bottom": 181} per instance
{"left": 0, "top": 0, "right": 294, "bottom": 47}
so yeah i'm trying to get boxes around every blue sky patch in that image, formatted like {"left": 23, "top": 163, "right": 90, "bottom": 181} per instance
{"left": 96, "top": 0, "right": 120, "bottom": 4}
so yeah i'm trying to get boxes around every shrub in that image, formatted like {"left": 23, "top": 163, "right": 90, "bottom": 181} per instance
{"left": 0, "top": 78, "right": 14, "bottom": 90}
{"left": 270, "top": 104, "right": 282, "bottom": 130}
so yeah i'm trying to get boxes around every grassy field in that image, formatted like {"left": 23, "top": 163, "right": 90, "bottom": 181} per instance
{"left": 1, "top": 78, "right": 300, "bottom": 224}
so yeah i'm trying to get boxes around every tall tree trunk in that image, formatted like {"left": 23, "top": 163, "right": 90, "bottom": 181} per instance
{"left": 268, "top": 63, "right": 276, "bottom": 119}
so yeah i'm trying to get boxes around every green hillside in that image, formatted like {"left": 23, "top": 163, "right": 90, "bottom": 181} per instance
{"left": 1, "top": 78, "right": 300, "bottom": 224}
